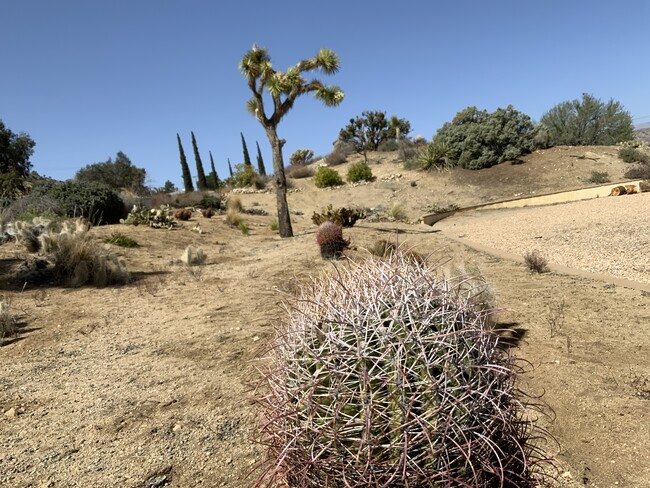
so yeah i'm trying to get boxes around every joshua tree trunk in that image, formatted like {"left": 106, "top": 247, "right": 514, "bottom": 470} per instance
{"left": 265, "top": 128, "right": 293, "bottom": 237}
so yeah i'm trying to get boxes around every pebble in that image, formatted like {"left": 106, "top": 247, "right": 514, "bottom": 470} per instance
{"left": 4, "top": 407, "right": 17, "bottom": 418}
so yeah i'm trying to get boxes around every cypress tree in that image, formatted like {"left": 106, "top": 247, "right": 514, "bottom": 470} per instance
{"left": 177, "top": 133, "right": 194, "bottom": 192}
{"left": 208, "top": 150, "right": 221, "bottom": 189}
{"left": 241, "top": 132, "right": 252, "bottom": 168}
{"left": 256, "top": 141, "right": 267, "bottom": 176}
{"left": 191, "top": 131, "right": 208, "bottom": 190}
{"left": 228, "top": 158, "right": 233, "bottom": 177}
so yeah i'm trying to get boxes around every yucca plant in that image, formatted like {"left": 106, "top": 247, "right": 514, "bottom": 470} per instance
{"left": 254, "top": 251, "right": 553, "bottom": 487}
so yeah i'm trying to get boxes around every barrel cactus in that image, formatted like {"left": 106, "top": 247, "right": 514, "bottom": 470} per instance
{"left": 315, "top": 221, "right": 349, "bottom": 260}
{"left": 254, "top": 251, "right": 552, "bottom": 487}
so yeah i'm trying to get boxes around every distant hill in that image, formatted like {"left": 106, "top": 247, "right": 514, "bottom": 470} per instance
{"left": 635, "top": 128, "right": 650, "bottom": 144}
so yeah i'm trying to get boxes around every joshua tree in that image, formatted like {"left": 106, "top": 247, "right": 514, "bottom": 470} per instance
{"left": 239, "top": 44, "right": 344, "bottom": 237}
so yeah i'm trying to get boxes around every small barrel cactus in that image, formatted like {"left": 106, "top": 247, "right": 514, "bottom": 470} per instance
{"left": 315, "top": 221, "right": 349, "bottom": 260}
{"left": 254, "top": 251, "right": 552, "bottom": 487}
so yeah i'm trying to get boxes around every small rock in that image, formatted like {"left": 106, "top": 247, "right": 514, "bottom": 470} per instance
{"left": 172, "top": 423, "right": 182, "bottom": 432}
{"left": 252, "top": 336, "right": 260, "bottom": 342}
{"left": 4, "top": 407, "right": 17, "bottom": 418}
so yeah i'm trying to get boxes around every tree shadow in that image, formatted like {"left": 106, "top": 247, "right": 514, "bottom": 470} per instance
{"left": 1, "top": 320, "right": 41, "bottom": 347}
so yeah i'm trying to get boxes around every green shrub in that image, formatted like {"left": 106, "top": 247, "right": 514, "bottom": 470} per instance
{"left": 588, "top": 171, "right": 610, "bottom": 184}
{"left": 270, "top": 220, "right": 279, "bottom": 232}
{"left": 346, "top": 161, "right": 374, "bottom": 183}
{"left": 313, "top": 166, "right": 343, "bottom": 188}
{"left": 238, "top": 221, "right": 250, "bottom": 235}
{"left": 618, "top": 146, "right": 650, "bottom": 164}
{"left": 31, "top": 180, "right": 125, "bottom": 225}
{"left": 255, "top": 251, "right": 553, "bottom": 486}
{"left": 311, "top": 204, "right": 365, "bottom": 228}
{"left": 433, "top": 105, "right": 537, "bottom": 170}
{"left": 104, "top": 232, "right": 140, "bottom": 248}
{"left": 197, "top": 193, "right": 223, "bottom": 210}
{"left": 227, "top": 163, "right": 258, "bottom": 188}
{"left": 540, "top": 93, "right": 634, "bottom": 146}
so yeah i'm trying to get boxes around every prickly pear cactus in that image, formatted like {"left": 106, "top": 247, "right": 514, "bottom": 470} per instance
{"left": 255, "top": 251, "right": 551, "bottom": 487}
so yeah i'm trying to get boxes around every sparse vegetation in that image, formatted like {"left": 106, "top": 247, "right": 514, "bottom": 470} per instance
{"left": 120, "top": 204, "right": 175, "bottom": 229}
{"left": 311, "top": 204, "right": 365, "bottom": 228}
{"left": 618, "top": 145, "right": 650, "bottom": 164}
{"left": 324, "top": 149, "right": 348, "bottom": 166}
{"left": 104, "top": 232, "right": 140, "bottom": 248}
{"left": 588, "top": 171, "right": 610, "bottom": 184}
{"left": 289, "top": 149, "right": 314, "bottom": 166}
{"left": 238, "top": 221, "right": 249, "bottom": 235}
{"left": 388, "top": 202, "right": 408, "bottom": 221}
{"left": 255, "top": 251, "right": 553, "bottom": 487}
{"left": 346, "top": 161, "right": 374, "bottom": 183}
{"left": 524, "top": 249, "right": 550, "bottom": 273}
{"left": 313, "top": 166, "right": 343, "bottom": 188}
{"left": 0, "top": 299, "right": 17, "bottom": 340}
{"left": 286, "top": 163, "right": 314, "bottom": 179}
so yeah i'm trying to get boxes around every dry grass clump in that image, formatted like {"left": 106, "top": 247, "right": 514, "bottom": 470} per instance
{"left": 18, "top": 218, "right": 130, "bottom": 287}
{"left": 287, "top": 163, "right": 314, "bottom": 179}
{"left": 0, "top": 299, "right": 17, "bottom": 339}
{"left": 180, "top": 246, "right": 206, "bottom": 266}
{"left": 524, "top": 249, "right": 549, "bottom": 274}
{"left": 227, "top": 196, "right": 243, "bottom": 213}
{"left": 367, "top": 239, "right": 424, "bottom": 264}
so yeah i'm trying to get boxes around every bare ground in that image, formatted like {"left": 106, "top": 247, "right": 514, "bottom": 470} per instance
{"left": 1, "top": 146, "right": 649, "bottom": 487}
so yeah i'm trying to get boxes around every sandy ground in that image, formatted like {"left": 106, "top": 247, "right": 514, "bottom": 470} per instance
{"left": 1, "top": 146, "right": 649, "bottom": 487}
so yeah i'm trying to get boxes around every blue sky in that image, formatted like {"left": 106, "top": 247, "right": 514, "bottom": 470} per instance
{"left": 2, "top": 0, "right": 649, "bottom": 188}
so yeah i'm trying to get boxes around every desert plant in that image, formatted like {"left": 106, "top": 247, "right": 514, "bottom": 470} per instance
{"left": 388, "top": 202, "right": 408, "bottom": 221}
{"left": 120, "top": 204, "right": 175, "bottom": 229}
{"left": 197, "top": 193, "right": 222, "bottom": 210}
{"left": 314, "top": 221, "right": 348, "bottom": 259}
{"left": 173, "top": 207, "right": 193, "bottom": 221}
{"left": 35, "top": 222, "right": 130, "bottom": 287}
{"left": 201, "top": 207, "right": 215, "bottom": 218}
{"left": 238, "top": 221, "right": 250, "bottom": 235}
{"left": 227, "top": 195, "right": 243, "bottom": 213}
{"left": 254, "top": 251, "right": 553, "bottom": 487}
{"left": 367, "top": 239, "right": 424, "bottom": 264}
{"left": 433, "top": 105, "right": 537, "bottom": 170}
{"left": 181, "top": 245, "right": 206, "bottom": 266}
{"left": 588, "top": 171, "right": 610, "bottom": 184}
{"left": 270, "top": 220, "right": 279, "bottom": 232}
{"left": 30, "top": 180, "right": 125, "bottom": 225}
{"left": 313, "top": 166, "right": 343, "bottom": 188}
{"left": 311, "top": 204, "right": 365, "bottom": 228}
{"left": 346, "top": 161, "right": 374, "bottom": 183}
{"left": 540, "top": 93, "right": 633, "bottom": 146}
{"left": 524, "top": 249, "right": 549, "bottom": 273}
{"left": 618, "top": 145, "right": 650, "bottom": 164}
{"left": 640, "top": 180, "right": 650, "bottom": 192}
{"left": 240, "top": 45, "right": 344, "bottom": 238}
{"left": 418, "top": 139, "right": 454, "bottom": 171}
{"left": 338, "top": 110, "right": 411, "bottom": 159}
{"left": 624, "top": 164, "right": 650, "bottom": 180}
{"left": 289, "top": 149, "right": 315, "bottom": 166}
{"left": 0, "top": 299, "right": 17, "bottom": 339}
{"left": 228, "top": 163, "right": 258, "bottom": 188}
{"left": 324, "top": 149, "right": 348, "bottom": 166}
{"left": 286, "top": 163, "right": 314, "bottom": 179}
{"left": 104, "top": 232, "right": 140, "bottom": 248}
{"left": 226, "top": 207, "right": 244, "bottom": 227}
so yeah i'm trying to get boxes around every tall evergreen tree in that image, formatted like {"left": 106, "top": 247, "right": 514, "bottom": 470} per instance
{"left": 177, "top": 133, "right": 194, "bottom": 192}
{"left": 241, "top": 132, "right": 253, "bottom": 168}
{"left": 191, "top": 131, "right": 208, "bottom": 190}
{"left": 228, "top": 158, "right": 234, "bottom": 177}
{"left": 256, "top": 141, "right": 267, "bottom": 176}
{"left": 207, "top": 150, "right": 221, "bottom": 189}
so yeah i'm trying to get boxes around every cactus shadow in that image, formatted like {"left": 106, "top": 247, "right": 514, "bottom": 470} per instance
{"left": 493, "top": 322, "right": 528, "bottom": 349}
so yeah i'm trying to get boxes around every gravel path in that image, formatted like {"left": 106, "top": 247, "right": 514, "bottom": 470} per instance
{"left": 436, "top": 192, "right": 650, "bottom": 284}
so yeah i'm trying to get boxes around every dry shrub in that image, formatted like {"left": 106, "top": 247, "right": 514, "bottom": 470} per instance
{"left": 287, "top": 163, "right": 314, "bottom": 179}
{"left": 227, "top": 195, "right": 243, "bottom": 213}
{"left": 0, "top": 299, "right": 17, "bottom": 339}
{"left": 201, "top": 207, "right": 215, "bottom": 218}
{"left": 523, "top": 249, "right": 549, "bottom": 273}
{"left": 367, "top": 239, "right": 424, "bottom": 264}
{"left": 225, "top": 207, "right": 244, "bottom": 227}
{"left": 180, "top": 246, "right": 206, "bottom": 266}
{"left": 173, "top": 207, "right": 193, "bottom": 221}
{"left": 324, "top": 150, "right": 347, "bottom": 166}
{"left": 640, "top": 180, "right": 650, "bottom": 192}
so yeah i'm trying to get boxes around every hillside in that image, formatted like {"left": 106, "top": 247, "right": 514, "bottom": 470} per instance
{"left": 0, "top": 146, "right": 648, "bottom": 487}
